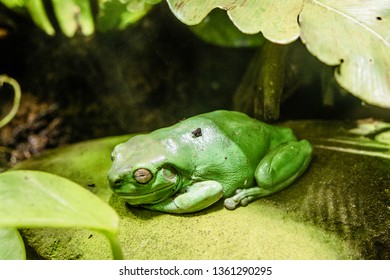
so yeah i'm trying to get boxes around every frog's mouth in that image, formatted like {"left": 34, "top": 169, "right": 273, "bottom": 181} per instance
{"left": 115, "top": 185, "right": 175, "bottom": 205}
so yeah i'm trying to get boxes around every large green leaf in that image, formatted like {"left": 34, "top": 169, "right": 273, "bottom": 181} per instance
{"left": 0, "top": 228, "right": 26, "bottom": 260}
{"left": 0, "top": 170, "right": 123, "bottom": 259}
{"left": 167, "top": 0, "right": 302, "bottom": 44}
{"left": 299, "top": 0, "right": 390, "bottom": 108}
{"left": 167, "top": 0, "right": 390, "bottom": 108}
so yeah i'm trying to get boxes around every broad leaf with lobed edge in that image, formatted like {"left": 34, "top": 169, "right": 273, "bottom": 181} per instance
{"left": 167, "top": 0, "right": 390, "bottom": 108}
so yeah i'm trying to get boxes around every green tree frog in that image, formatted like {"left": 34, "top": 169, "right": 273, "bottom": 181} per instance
{"left": 108, "top": 110, "right": 312, "bottom": 213}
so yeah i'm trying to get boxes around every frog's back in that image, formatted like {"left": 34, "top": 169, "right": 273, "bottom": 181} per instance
{"left": 150, "top": 110, "right": 296, "bottom": 196}
{"left": 196, "top": 110, "right": 296, "bottom": 152}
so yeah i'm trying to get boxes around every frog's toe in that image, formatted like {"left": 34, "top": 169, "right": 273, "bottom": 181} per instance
{"left": 235, "top": 189, "right": 243, "bottom": 194}
{"left": 240, "top": 197, "right": 250, "bottom": 207}
{"left": 223, "top": 197, "right": 239, "bottom": 210}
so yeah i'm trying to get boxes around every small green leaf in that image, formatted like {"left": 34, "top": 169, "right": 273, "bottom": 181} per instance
{"left": 98, "top": 0, "right": 162, "bottom": 31}
{"left": 0, "top": 170, "right": 123, "bottom": 259}
{"left": 51, "top": 0, "right": 95, "bottom": 37}
{"left": 0, "top": 228, "right": 26, "bottom": 260}
{"left": 0, "top": 0, "right": 25, "bottom": 9}
{"left": 25, "top": 0, "right": 55, "bottom": 36}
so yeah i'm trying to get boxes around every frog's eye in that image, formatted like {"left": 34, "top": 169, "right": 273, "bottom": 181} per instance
{"left": 134, "top": 168, "right": 153, "bottom": 184}
{"left": 162, "top": 166, "right": 177, "bottom": 181}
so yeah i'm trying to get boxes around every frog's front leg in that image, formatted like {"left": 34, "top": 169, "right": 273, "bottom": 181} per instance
{"left": 142, "top": 181, "right": 223, "bottom": 214}
{"left": 224, "top": 140, "right": 312, "bottom": 210}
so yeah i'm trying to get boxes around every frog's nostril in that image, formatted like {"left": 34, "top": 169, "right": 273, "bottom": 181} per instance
{"left": 108, "top": 176, "right": 123, "bottom": 189}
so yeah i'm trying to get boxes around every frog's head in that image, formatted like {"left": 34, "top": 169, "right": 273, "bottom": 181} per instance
{"left": 107, "top": 135, "right": 185, "bottom": 205}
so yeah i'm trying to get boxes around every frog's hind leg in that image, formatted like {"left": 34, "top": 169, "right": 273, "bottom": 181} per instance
{"left": 224, "top": 140, "right": 312, "bottom": 210}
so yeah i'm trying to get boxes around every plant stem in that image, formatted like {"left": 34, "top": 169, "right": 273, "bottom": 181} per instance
{"left": 258, "top": 41, "right": 288, "bottom": 121}
{"left": 234, "top": 41, "right": 288, "bottom": 121}
{"left": 0, "top": 75, "right": 21, "bottom": 128}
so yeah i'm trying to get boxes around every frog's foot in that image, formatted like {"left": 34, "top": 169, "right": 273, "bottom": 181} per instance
{"left": 224, "top": 187, "right": 271, "bottom": 210}
{"left": 142, "top": 180, "right": 224, "bottom": 213}
{"left": 223, "top": 189, "right": 242, "bottom": 210}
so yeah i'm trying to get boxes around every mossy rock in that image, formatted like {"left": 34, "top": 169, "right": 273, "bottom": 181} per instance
{"left": 15, "top": 121, "right": 390, "bottom": 259}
